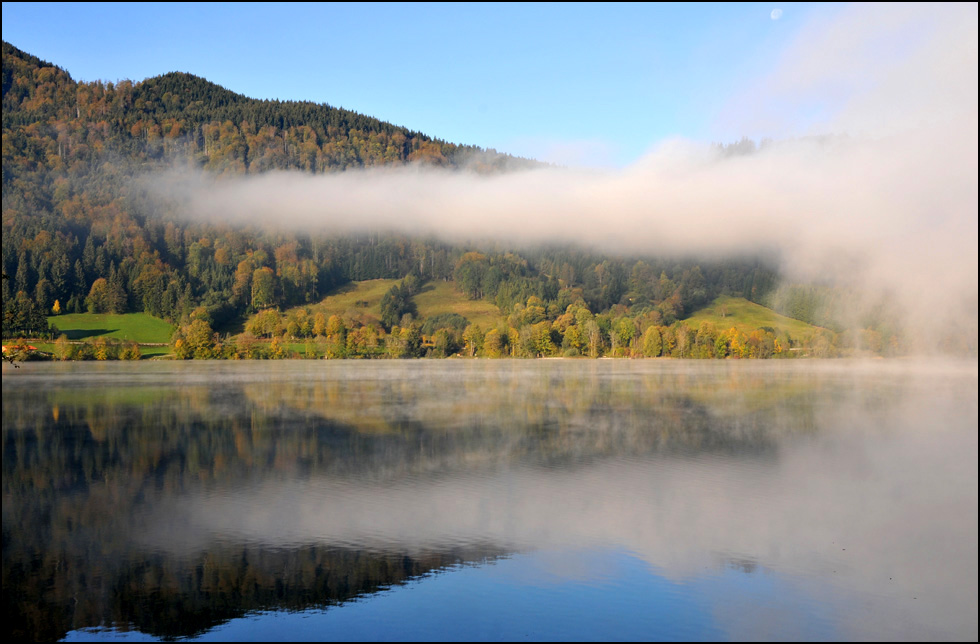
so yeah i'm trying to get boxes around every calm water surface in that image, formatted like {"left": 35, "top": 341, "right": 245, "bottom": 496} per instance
{"left": 2, "top": 360, "right": 977, "bottom": 641}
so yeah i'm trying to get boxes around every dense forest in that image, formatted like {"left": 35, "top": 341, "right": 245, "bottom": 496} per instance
{"left": 2, "top": 40, "right": 909, "bottom": 358}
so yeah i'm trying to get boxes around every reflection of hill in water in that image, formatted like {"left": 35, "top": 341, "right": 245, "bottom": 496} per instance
{"left": 4, "top": 538, "right": 503, "bottom": 641}
{"left": 1, "top": 362, "right": 889, "bottom": 640}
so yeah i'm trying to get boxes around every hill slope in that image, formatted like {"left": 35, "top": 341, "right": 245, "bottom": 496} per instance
{"left": 685, "top": 296, "right": 827, "bottom": 341}
{"left": 5, "top": 40, "right": 873, "bottom": 359}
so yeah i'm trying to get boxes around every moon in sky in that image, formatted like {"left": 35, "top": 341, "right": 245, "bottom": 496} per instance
{"left": 771, "top": 8, "right": 783, "bottom": 20}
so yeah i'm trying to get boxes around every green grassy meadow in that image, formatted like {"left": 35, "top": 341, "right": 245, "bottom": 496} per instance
{"left": 295, "top": 279, "right": 504, "bottom": 331}
{"left": 683, "top": 296, "right": 825, "bottom": 340}
{"left": 30, "top": 312, "right": 176, "bottom": 357}
{"left": 48, "top": 312, "right": 175, "bottom": 343}
{"left": 413, "top": 281, "right": 503, "bottom": 330}
{"left": 304, "top": 279, "right": 399, "bottom": 325}
{"left": 48, "top": 313, "right": 174, "bottom": 344}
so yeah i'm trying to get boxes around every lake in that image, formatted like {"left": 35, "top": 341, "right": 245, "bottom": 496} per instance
{"left": 2, "top": 359, "right": 977, "bottom": 641}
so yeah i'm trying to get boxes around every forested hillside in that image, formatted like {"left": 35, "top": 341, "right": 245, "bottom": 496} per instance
{"left": 3, "top": 40, "right": 863, "bottom": 358}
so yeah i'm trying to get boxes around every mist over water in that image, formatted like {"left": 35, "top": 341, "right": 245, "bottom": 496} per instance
{"left": 3, "top": 359, "right": 977, "bottom": 640}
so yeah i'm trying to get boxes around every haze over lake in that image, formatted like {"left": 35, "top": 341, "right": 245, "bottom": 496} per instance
{"left": 2, "top": 359, "right": 977, "bottom": 641}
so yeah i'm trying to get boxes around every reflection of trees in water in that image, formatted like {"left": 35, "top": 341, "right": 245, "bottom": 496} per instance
{"left": 3, "top": 537, "right": 503, "bottom": 641}
{"left": 1, "top": 365, "right": 866, "bottom": 641}
{"left": 229, "top": 368, "right": 825, "bottom": 472}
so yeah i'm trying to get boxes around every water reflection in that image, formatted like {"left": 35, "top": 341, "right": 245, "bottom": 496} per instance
{"left": 3, "top": 360, "right": 977, "bottom": 641}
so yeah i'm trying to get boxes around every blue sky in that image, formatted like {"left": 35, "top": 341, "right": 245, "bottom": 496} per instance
{"left": 1, "top": 2, "right": 829, "bottom": 166}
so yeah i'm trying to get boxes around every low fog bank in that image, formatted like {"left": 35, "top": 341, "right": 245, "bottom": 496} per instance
{"left": 149, "top": 3, "right": 978, "bottom": 350}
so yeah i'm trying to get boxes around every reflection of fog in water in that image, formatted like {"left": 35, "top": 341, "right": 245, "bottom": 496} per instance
{"left": 3, "top": 359, "right": 977, "bottom": 640}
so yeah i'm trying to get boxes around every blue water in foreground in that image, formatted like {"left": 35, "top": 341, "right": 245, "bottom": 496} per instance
{"left": 66, "top": 547, "right": 841, "bottom": 642}
{"left": 3, "top": 360, "right": 976, "bottom": 641}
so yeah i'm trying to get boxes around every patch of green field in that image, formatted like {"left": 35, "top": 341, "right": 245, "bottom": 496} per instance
{"left": 284, "top": 341, "right": 325, "bottom": 357}
{"left": 305, "top": 279, "right": 399, "bottom": 324}
{"left": 290, "top": 279, "right": 503, "bottom": 331}
{"left": 130, "top": 344, "right": 172, "bottom": 357}
{"left": 684, "top": 296, "right": 825, "bottom": 340}
{"left": 47, "top": 312, "right": 175, "bottom": 343}
{"left": 414, "top": 281, "right": 504, "bottom": 330}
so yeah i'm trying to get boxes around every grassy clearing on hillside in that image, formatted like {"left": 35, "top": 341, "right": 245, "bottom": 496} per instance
{"left": 413, "top": 281, "right": 503, "bottom": 330}
{"left": 47, "top": 312, "right": 175, "bottom": 343}
{"left": 684, "top": 296, "right": 824, "bottom": 340}
{"left": 287, "top": 279, "right": 503, "bottom": 330}
{"left": 304, "top": 279, "right": 399, "bottom": 324}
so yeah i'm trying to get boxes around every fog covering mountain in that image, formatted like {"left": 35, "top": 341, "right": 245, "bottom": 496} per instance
{"left": 3, "top": 3, "right": 977, "bottom": 359}
{"left": 1, "top": 41, "right": 777, "bottom": 341}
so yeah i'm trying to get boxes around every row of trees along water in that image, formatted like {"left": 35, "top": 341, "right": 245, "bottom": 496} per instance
{"left": 173, "top": 304, "right": 802, "bottom": 360}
